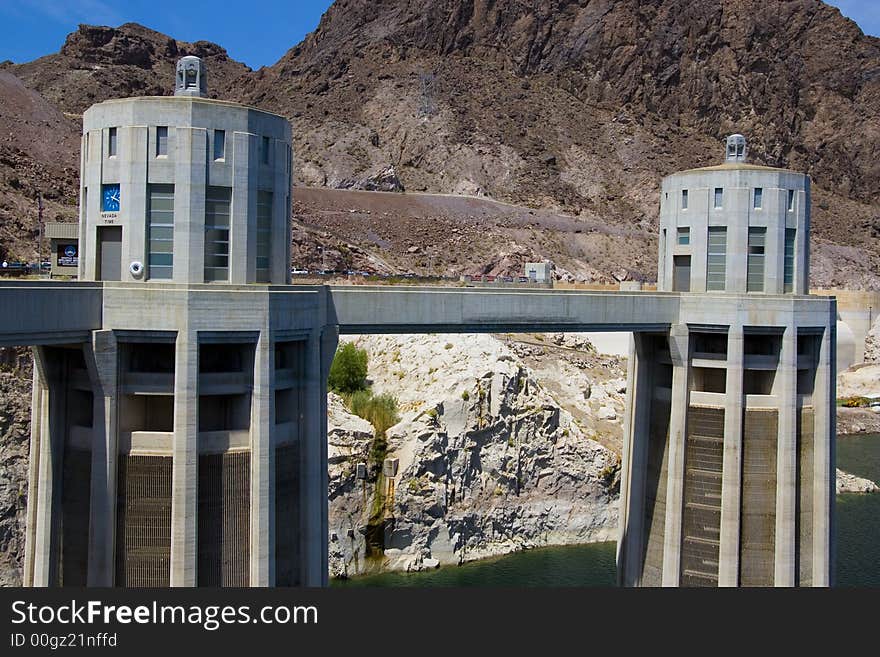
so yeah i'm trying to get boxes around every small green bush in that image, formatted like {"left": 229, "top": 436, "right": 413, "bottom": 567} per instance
{"left": 461, "top": 389, "right": 470, "bottom": 401}
{"left": 348, "top": 390, "right": 400, "bottom": 437}
{"left": 328, "top": 342, "right": 368, "bottom": 394}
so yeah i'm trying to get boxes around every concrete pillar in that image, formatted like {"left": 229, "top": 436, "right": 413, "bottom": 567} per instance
{"left": 617, "top": 333, "right": 652, "bottom": 586}
{"left": 250, "top": 331, "right": 273, "bottom": 586}
{"left": 272, "top": 141, "right": 291, "bottom": 285}
{"left": 120, "top": 126, "right": 148, "bottom": 274}
{"left": 231, "top": 132, "right": 256, "bottom": 285}
{"left": 662, "top": 324, "right": 690, "bottom": 586}
{"left": 617, "top": 333, "right": 637, "bottom": 583}
{"left": 23, "top": 356, "right": 44, "bottom": 587}
{"left": 173, "top": 128, "right": 207, "bottom": 284}
{"left": 774, "top": 323, "right": 798, "bottom": 586}
{"left": 300, "top": 326, "right": 338, "bottom": 586}
{"left": 718, "top": 325, "right": 744, "bottom": 586}
{"left": 812, "top": 308, "right": 836, "bottom": 586}
{"left": 170, "top": 331, "right": 198, "bottom": 586}
{"left": 30, "top": 347, "right": 60, "bottom": 586}
{"left": 84, "top": 330, "right": 118, "bottom": 586}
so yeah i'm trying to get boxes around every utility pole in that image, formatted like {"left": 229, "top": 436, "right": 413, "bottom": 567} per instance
{"left": 37, "top": 192, "right": 44, "bottom": 277}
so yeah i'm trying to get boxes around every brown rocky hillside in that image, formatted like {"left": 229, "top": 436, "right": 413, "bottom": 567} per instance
{"left": 0, "top": 1, "right": 878, "bottom": 284}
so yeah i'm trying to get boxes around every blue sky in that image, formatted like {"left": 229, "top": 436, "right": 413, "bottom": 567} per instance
{"left": 0, "top": 0, "right": 878, "bottom": 69}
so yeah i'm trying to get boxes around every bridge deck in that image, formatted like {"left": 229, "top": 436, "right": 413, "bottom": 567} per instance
{"left": 0, "top": 282, "right": 837, "bottom": 347}
{"left": 328, "top": 285, "right": 680, "bottom": 334}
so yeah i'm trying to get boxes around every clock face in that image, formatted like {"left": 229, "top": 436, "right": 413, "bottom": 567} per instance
{"left": 102, "top": 184, "right": 120, "bottom": 212}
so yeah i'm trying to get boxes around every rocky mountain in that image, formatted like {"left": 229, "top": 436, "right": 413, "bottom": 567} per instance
{"left": 254, "top": 0, "right": 880, "bottom": 285}
{"left": 0, "top": 1, "right": 878, "bottom": 283}
{"left": 7, "top": 23, "right": 251, "bottom": 114}
{"left": 0, "top": 72, "right": 80, "bottom": 262}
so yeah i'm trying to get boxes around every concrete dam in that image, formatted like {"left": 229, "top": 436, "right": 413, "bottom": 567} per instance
{"left": 0, "top": 58, "right": 835, "bottom": 587}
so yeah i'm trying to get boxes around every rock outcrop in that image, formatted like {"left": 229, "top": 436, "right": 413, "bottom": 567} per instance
{"left": 837, "top": 363, "right": 880, "bottom": 399}
{"left": 0, "top": 351, "right": 32, "bottom": 587}
{"left": 328, "top": 333, "right": 620, "bottom": 577}
{"left": 865, "top": 316, "right": 880, "bottom": 363}
{"left": 333, "top": 165, "right": 405, "bottom": 193}
{"left": 836, "top": 468, "right": 880, "bottom": 494}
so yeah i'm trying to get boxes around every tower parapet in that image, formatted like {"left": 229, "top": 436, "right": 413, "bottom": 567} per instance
{"left": 657, "top": 135, "right": 809, "bottom": 295}
{"left": 79, "top": 57, "right": 292, "bottom": 285}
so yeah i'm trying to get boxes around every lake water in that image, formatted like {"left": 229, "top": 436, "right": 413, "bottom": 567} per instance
{"left": 335, "top": 433, "right": 880, "bottom": 587}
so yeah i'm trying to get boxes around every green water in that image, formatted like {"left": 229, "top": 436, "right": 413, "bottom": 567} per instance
{"left": 335, "top": 433, "right": 880, "bottom": 587}
{"left": 835, "top": 432, "right": 880, "bottom": 587}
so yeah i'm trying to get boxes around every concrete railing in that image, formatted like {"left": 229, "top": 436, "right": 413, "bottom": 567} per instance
{"left": 0, "top": 281, "right": 103, "bottom": 346}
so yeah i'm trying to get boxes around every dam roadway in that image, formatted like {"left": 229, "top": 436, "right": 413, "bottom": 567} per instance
{"left": 0, "top": 281, "right": 685, "bottom": 346}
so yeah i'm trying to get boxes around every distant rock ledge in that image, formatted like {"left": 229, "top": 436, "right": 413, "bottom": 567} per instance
{"left": 837, "top": 469, "right": 879, "bottom": 494}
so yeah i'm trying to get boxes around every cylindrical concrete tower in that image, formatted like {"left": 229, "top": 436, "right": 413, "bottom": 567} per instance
{"left": 657, "top": 135, "right": 810, "bottom": 295}
{"left": 79, "top": 58, "right": 292, "bottom": 285}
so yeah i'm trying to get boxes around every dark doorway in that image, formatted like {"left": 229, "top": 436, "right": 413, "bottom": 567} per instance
{"left": 673, "top": 255, "right": 691, "bottom": 292}
{"left": 97, "top": 226, "right": 122, "bottom": 281}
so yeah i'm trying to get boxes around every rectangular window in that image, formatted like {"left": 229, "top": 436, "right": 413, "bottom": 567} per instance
{"left": 261, "top": 136, "right": 270, "bottom": 164}
{"left": 681, "top": 189, "right": 688, "bottom": 210}
{"left": 84, "top": 133, "right": 89, "bottom": 161}
{"left": 747, "top": 227, "right": 766, "bottom": 292}
{"left": 787, "top": 189, "right": 795, "bottom": 211}
{"left": 156, "top": 126, "right": 168, "bottom": 157}
{"left": 148, "top": 184, "right": 174, "bottom": 280}
{"left": 256, "top": 191, "right": 272, "bottom": 282}
{"left": 214, "top": 130, "right": 225, "bottom": 160}
{"left": 108, "top": 127, "right": 117, "bottom": 157}
{"left": 753, "top": 187, "right": 762, "bottom": 209}
{"left": 677, "top": 227, "right": 690, "bottom": 245}
{"left": 784, "top": 228, "right": 796, "bottom": 293}
{"left": 706, "top": 227, "right": 727, "bottom": 291}
{"left": 714, "top": 187, "right": 723, "bottom": 209}
{"left": 204, "top": 186, "right": 231, "bottom": 282}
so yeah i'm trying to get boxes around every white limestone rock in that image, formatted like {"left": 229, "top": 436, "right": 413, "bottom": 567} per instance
{"left": 327, "top": 334, "right": 620, "bottom": 579}
{"left": 836, "top": 468, "right": 880, "bottom": 494}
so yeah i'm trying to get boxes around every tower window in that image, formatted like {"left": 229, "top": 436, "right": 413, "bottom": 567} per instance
{"left": 714, "top": 187, "right": 723, "bottom": 209}
{"left": 148, "top": 184, "right": 174, "bottom": 280}
{"left": 706, "top": 227, "right": 727, "bottom": 291}
{"left": 108, "top": 127, "right": 117, "bottom": 157}
{"left": 681, "top": 189, "right": 688, "bottom": 210}
{"left": 787, "top": 189, "right": 795, "bottom": 212}
{"left": 753, "top": 187, "right": 762, "bottom": 209}
{"left": 256, "top": 191, "right": 272, "bottom": 282}
{"left": 262, "top": 136, "right": 271, "bottom": 164}
{"left": 784, "top": 228, "right": 796, "bottom": 293}
{"left": 204, "top": 186, "right": 231, "bottom": 282}
{"left": 214, "top": 130, "right": 225, "bottom": 161}
{"left": 677, "top": 227, "right": 690, "bottom": 245}
{"left": 156, "top": 126, "right": 168, "bottom": 157}
{"left": 747, "top": 227, "right": 766, "bottom": 292}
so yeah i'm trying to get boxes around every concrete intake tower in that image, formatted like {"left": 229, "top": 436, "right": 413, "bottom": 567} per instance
{"left": 2, "top": 64, "right": 835, "bottom": 588}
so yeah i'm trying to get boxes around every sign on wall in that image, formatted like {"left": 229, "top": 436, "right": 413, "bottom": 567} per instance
{"left": 58, "top": 243, "right": 78, "bottom": 267}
